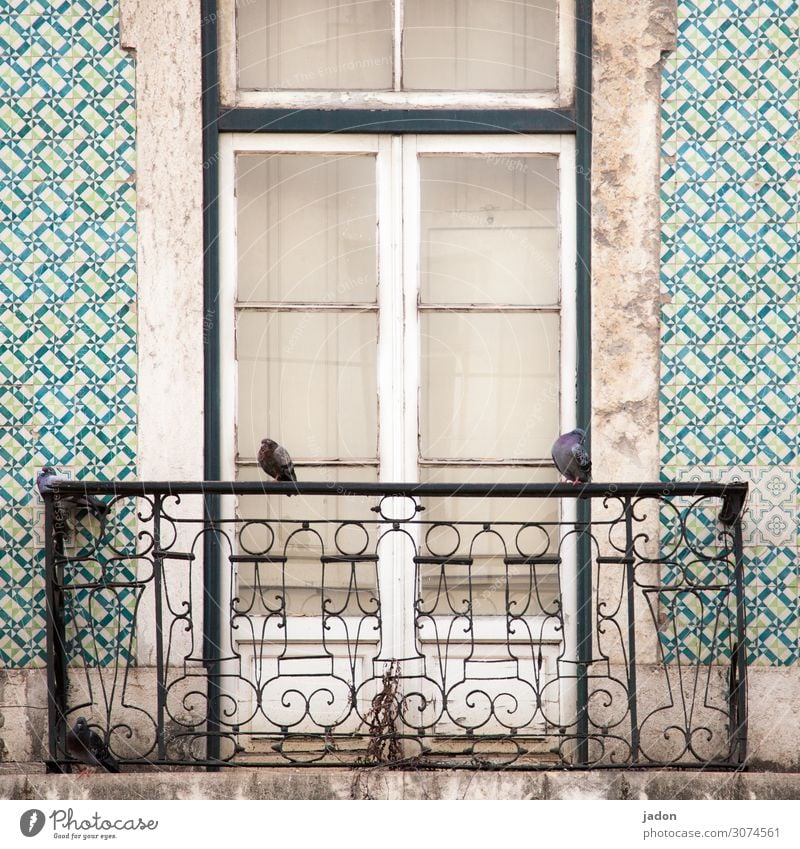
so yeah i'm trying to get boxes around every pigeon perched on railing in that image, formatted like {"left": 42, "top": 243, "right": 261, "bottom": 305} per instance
{"left": 258, "top": 438, "right": 297, "bottom": 494}
{"left": 36, "top": 466, "right": 111, "bottom": 519}
{"left": 66, "top": 717, "right": 120, "bottom": 774}
{"left": 551, "top": 428, "right": 592, "bottom": 484}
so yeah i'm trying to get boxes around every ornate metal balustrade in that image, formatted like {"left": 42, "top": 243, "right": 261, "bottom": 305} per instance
{"left": 43, "top": 480, "right": 748, "bottom": 771}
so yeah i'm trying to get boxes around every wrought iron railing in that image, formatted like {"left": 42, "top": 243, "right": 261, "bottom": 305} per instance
{"left": 43, "top": 479, "right": 748, "bottom": 771}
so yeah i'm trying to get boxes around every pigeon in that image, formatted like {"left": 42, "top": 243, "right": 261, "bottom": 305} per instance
{"left": 36, "top": 466, "right": 110, "bottom": 519}
{"left": 257, "top": 438, "right": 297, "bottom": 494}
{"left": 66, "top": 717, "right": 120, "bottom": 774}
{"left": 551, "top": 428, "right": 592, "bottom": 484}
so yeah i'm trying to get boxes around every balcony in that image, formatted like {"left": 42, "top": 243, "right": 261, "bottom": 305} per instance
{"left": 43, "top": 479, "right": 748, "bottom": 771}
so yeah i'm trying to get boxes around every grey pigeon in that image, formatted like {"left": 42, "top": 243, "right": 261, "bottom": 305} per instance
{"left": 258, "top": 438, "right": 297, "bottom": 493}
{"left": 36, "top": 466, "right": 110, "bottom": 519}
{"left": 551, "top": 428, "right": 592, "bottom": 484}
{"left": 66, "top": 717, "right": 120, "bottom": 773}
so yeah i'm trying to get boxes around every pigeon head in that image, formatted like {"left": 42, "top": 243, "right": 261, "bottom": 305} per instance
{"left": 36, "top": 466, "right": 59, "bottom": 494}
{"left": 571, "top": 428, "right": 587, "bottom": 441}
{"left": 261, "top": 438, "right": 277, "bottom": 450}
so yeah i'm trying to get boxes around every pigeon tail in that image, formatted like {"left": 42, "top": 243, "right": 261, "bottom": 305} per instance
{"left": 84, "top": 495, "right": 111, "bottom": 520}
{"left": 96, "top": 754, "right": 120, "bottom": 773}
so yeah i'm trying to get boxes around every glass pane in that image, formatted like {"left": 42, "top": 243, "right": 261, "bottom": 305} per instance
{"left": 237, "top": 0, "right": 393, "bottom": 90}
{"left": 404, "top": 0, "right": 558, "bottom": 91}
{"left": 420, "top": 312, "right": 559, "bottom": 459}
{"left": 237, "top": 154, "right": 377, "bottom": 303}
{"left": 418, "top": 467, "right": 560, "bottom": 617}
{"left": 234, "top": 465, "right": 379, "bottom": 617}
{"left": 419, "top": 465, "right": 559, "bottom": 526}
{"left": 237, "top": 310, "right": 377, "bottom": 460}
{"left": 419, "top": 156, "right": 558, "bottom": 305}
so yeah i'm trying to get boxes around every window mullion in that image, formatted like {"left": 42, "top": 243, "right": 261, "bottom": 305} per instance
{"left": 377, "top": 135, "right": 406, "bottom": 481}
{"left": 375, "top": 134, "right": 417, "bottom": 665}
{"left": 401, "top": 135, "right": 420, "bottom": 482}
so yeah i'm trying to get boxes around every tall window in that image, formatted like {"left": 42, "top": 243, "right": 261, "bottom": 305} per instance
{"left": 215, "top": 0, "right": 579, "bottom": 739}
{"left": 218, "top": 0, "right": 577, "bottom": 486}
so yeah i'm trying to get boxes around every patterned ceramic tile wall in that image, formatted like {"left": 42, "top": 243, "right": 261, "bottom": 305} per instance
{"left": 0, "top": 1, "right": 137, "bottom": 667}
{"left": 661, "top": 0, "right": 800, "bottom": 664}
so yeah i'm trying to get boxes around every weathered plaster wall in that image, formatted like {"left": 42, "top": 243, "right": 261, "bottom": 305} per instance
{"left": 0, "top": 669, "right": 48, "bottom": 770}
{"left": 591, "top": 0, "right": 677, "bottom": 483}
{"left": 119, "top": 0, "right": 205, "bottom": 666}
{"left": 591, "top": 0, "right": 678, "bottom": 670}
{"left": 118, "top": 0, "right": 204, "bottom": 483}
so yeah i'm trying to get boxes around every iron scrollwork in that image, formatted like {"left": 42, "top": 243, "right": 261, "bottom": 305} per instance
{"left": 43, "top": 480, "right": 748, "bottom": 771}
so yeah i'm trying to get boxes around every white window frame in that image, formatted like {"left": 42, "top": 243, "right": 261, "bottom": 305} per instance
{"left": 217, "top": 0, "right": 576, "bottom": 110}
{"left": 218, "top": 132, "right": 576, "bottom": 483}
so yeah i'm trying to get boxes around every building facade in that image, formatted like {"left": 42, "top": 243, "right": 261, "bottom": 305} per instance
{"left": 0, "top": 0, "right": 798, "bottom": 783}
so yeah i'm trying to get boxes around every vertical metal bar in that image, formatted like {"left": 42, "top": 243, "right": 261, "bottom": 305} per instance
{"left": 624, "top": 497, "right": 640, "bottom": 763}
{"left": 202, "top": 0, "right": 222, "bottom": 769}
{"left": 44, "top": 496, "right": 67, "bottom": 772}
{"left": 732, "top": 510, "right": 748, "bottom": 765}
{"left": 203, "top": 498, "right": 223, "bottom": 769}
{"left": 575, "top": 508, "right": 592, "bottom": 765}
{"left": 575, "top": 0, "right": 593, "bottom": 768}
{"left": 152, "top": 495, "right": 167, "bottom": 761}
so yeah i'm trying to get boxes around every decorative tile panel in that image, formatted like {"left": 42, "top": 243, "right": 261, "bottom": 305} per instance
{"left": 0, "top": 0, "right": 137, "bottom": 668}
{"left": 673, "top": 465, "right": 797, "bottom": 547}
{"left": 661, "top": 0, "right": 800, "bottom": 665}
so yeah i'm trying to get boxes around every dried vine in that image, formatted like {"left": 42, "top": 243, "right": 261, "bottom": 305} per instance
{"left": 363, "top": 659, "right": 402, "bottom": 765}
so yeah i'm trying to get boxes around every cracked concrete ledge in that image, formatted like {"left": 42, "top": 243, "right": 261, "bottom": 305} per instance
{"left": 0, "top": 770, "right": 798, "bottom": 801}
